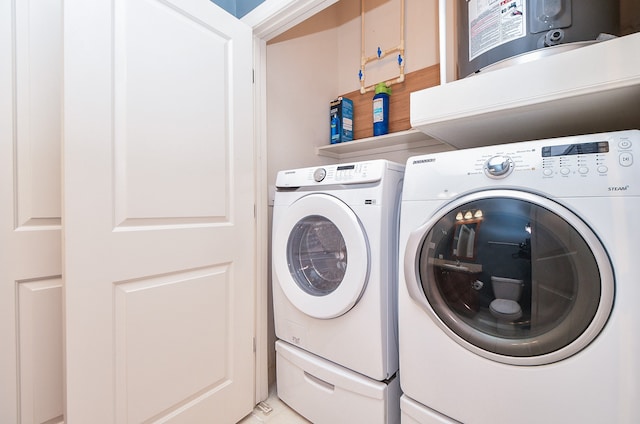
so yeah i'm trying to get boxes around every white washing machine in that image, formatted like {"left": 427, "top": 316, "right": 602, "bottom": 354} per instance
{"left": 398, "top": 130, "right": 640, "bottom": 423}
{"left": 272, "top": 160, "right": 404, "bottom": 423}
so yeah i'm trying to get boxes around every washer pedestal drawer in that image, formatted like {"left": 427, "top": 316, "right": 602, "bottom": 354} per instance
{"left": 275, "top": 340, "right": 400, "bottom": 424}
{"left": 400, "top": 394, "right": 460, "bottom": 424}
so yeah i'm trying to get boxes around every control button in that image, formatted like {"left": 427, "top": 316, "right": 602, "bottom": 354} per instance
{"left": 619, "top": 139, "right": 633, "bottom": 149}
{"left": 578, "top": 167, "right": 589, "bottom": 175}
{"left": 597, "top": 165, "right": 608, "bottom": 174}
{"left": 620, "top": 152, "right": 633, "bottom": 167}
{"left": 560, "top": 167, "right": 570, "bottom": 175}
{"left": 543, "top": 168, "right": 553, "bottom": 176}
{"left": 313, "top": 168, "right": 327, "bottom": 182}
{"left": 484, "top": 155, "right": 514, "bottom": 178}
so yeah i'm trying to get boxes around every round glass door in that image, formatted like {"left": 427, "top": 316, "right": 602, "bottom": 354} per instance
{"left": 287, "top": 215, "right": 347, "bottom": 296}
{"left": 273, "top": 194, "right": 369, "bottom": 319}
{"left": 405, "top": 190, "right": 614, "bottom": 365}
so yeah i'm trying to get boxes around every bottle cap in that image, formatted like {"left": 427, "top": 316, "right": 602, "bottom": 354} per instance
{"left": 374, "top": 82, "right": 391, "bottom": 95}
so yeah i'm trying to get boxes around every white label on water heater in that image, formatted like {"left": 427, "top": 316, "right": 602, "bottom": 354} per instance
{"left": 468, "top": 0, "right": 527, "bottom": 61}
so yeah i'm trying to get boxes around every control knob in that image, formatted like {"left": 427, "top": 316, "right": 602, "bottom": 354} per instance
{"left": 484, "top": 155, "right": 514, "bottom": 178}
{"left": 313, "top": 168, "right": 327, "bottom": 182}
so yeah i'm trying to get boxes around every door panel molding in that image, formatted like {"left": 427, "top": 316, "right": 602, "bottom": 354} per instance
{"left": 1, "top": 1, "right": 64, "bottom": 423}
{"left": 63, "top": 0, "right": 255, "bottom": 422}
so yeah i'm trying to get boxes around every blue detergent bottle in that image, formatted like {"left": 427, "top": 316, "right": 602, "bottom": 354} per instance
{"left": 330, "top": 114, "right": 340, "bottom": 144}
{"left": 373, "top": 82, "right": 391, "bottom": 136}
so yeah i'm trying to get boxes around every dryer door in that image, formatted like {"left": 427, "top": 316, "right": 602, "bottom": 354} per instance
{"left": 404, "top": 189, "right": 614, "bottom": 365}
{"left": 274, "top": 194, "right": 369, "bottom": 319}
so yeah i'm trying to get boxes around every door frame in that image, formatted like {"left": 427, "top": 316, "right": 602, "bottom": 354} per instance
{"left": 244, "top": 0, "right": 339, "bottom": 403}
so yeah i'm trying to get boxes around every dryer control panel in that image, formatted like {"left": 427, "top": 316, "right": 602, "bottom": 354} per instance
{"left": 403, "top": 129, "right": 640, "bottom": 200}
{"left": 541, "top": 135, "right": 640, "bottom": 177}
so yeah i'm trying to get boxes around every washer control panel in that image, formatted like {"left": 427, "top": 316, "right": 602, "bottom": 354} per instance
{"left": 276, "top": 160, "right": 403, "bottom": 188}
{"left": 309, "top": 162, "right": 375, "bottom": 183}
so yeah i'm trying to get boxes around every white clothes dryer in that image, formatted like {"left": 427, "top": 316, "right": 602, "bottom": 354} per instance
{"left": 398, "top": 130, "right": 639, "bottom": 423}
{"left": 272, "top": 160, "right": 403, "bottom": 423}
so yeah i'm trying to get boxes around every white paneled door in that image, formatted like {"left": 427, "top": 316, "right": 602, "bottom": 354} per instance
{"left": 1, "top": 0, "right": 64, "bottom": 423}
{"left": 63, "top": 0, "right": 255, "bottom": 423}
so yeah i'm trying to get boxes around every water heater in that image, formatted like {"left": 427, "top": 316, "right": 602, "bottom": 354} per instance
{"left": 457, "top": 0, "right": 620, "bottom": 77}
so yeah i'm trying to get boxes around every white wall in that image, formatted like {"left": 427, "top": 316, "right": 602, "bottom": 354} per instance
{"left": 266, "top": 5, "right": 340, "bottom": 181}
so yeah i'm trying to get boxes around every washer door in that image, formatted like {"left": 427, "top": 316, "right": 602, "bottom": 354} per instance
{"left": 404, "top": 190, "right": 614, "bottom": 365}
{"left": 274, "top": 194, "right": 370, "bottom": 319}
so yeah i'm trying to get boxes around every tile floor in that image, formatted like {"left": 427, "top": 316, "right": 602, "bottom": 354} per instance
{"left": 238, "top": 386, "right": 311, "bottom": 424}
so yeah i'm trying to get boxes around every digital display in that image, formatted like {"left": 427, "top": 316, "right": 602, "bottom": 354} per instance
{"left": 541, "top": 141, "right": 609, "bottom": 157}
{"left": 337, "top": 165, "right": 355, "bottom": 171}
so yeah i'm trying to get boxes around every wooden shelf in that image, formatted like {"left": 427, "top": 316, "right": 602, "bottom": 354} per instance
{"left": 315, "top": 129, "right": 444, "bottom": 159}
